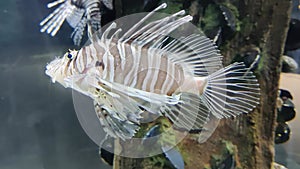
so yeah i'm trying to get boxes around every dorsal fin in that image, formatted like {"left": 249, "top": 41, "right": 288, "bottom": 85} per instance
{"left": 66, "top": 7, "right": 85, "bottom": 28}
{"left": 40, "top": 1, "right": 72, "bottom": 36}
{"left": 119, "top": 11, "right": 192, "bottom": 49}
{"left": 119, "top": 3, "right": 167, "bottom": 43}
{"left": 161, "top": 34, "right": 223, "bottom": 76}
{"left": 97, "top": 4, "right": 221, "bottom": 77}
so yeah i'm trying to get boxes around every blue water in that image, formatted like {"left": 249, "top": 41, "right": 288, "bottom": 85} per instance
{"left": 0, "top": 0, "right": 110, "bottom": 168}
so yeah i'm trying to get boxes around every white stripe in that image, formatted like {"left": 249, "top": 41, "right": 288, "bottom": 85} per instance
{"left": 130, "top": 46, "right": 142, "bottom": 87}
{"left": 177, "top": 64, "right": 182, "bottom": 85}
{"left": 117, "top": 41, "right": 127, "bottom": 71}
{"left": 85, "top": 46, "right": 93, "bottom": 65}
{"left": 96, "top": 40, "right": 107, "bottom": 61}
{"left": 142, "top": 47, "right": 154, "bottom": 91}
{"left": 97, "top": 40, "right": 106, "bottom": 48}
{"left": 90, "top": 44, "right": 97, "bottom": 61}
{"left": 77, "top": 50, "right": 85, "bottom": 72}
{"left": 161, "top": 57, "right": 170, "bottom": 94}
{"left": 165, "top": 62, "right": 175, "bottom": 93}
{"left": 102, "top": 52, "right": 108, "bottom": 79}
{"left": 124, "top": 44, "right": 137, "bottom": 85}
{"left": 108, "top": 53, "right": 115, "bottom": 82}
{"left": 149, "top": 49, "right": 160, "bottom": 92}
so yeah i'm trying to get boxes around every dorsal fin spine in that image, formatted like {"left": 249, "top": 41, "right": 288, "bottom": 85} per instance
{"left": 119, "top": 3, "right": 167, "bottom": 42}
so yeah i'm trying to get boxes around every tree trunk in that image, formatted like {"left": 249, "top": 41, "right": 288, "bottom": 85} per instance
{"left": 113, "top": 0, "right": 292, "bottom": 168}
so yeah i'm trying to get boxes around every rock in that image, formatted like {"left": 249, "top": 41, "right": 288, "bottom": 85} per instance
{"left": 282, "top": 55, "right": 299, "bottom": 73}
{"left": 279, "top": 89, "right": 293, "bottom": 100}
{"left": 275, "top": 122, "right": 291, "bottom": 144}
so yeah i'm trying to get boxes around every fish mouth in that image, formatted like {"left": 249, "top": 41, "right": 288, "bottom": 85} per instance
{"left": 45, "top": 64, "right": 56, "bottom": 83}
{"left": 45, "top": 57, "right": 63, "bottom": 83}
{"left": 45, "top": 59, "right": 62, "bottom": 83}
{"left": 45, "top": 60, "right": 69, "bottom": 88}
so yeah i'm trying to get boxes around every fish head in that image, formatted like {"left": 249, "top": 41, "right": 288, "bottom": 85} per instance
{"left": 45, "top": 49, "right": 79, "bottom": 87}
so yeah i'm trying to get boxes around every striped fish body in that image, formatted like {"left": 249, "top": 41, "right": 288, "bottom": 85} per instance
{"left": 46, "top": 3, "right": 260, "bottom": 140}
{"left": 74, "top": 40, "right": 189, "bottom": 96}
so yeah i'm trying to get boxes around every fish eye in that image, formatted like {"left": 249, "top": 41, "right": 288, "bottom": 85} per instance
{"left": 67, "top": 53, "right": 73, "bottom": 59}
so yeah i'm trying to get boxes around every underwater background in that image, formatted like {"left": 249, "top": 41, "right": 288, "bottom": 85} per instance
{"left": 0, "top": 0, "right": 111, "bottom": 168}
{"left": 0, "top": 0, "right": 300, "bottom": 169}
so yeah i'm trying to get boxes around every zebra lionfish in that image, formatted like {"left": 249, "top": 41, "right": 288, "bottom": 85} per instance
{"left": 45, "top": 3, "right": 260, "bottom": 140}
{"left": 40, "top": 0, "right": 113, "bottom": 45}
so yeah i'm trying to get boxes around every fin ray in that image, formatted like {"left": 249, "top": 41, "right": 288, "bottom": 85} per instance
{"left": 162, "top": 34, "right": 223, "bottom": 76}
{"left": 161, "top": 93, "right": 210, "bottom": 130}
{"left": 201, "top": 62, "right": 260, "bottom": 118}
{"left": 94, "top": 102, "right": 139, "bottom": 140}
{"left": 40, "top": 2, "right": 72, "bottom": 36}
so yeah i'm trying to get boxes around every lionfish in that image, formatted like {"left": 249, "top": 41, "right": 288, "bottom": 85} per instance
{"left": 40, "top": 0, "right": 113, "bottom": 45}
{"left": 45, "top": 3, "right": 260, "bottom": 140}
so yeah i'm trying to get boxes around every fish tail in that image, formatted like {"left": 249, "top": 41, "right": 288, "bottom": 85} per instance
{"left": 201, "top": 62, "right": 260, "bottom": 119}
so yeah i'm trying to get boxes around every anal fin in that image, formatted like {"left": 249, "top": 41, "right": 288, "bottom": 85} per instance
{"left": 160, "top": 93, "right": 210, "bottom": 131}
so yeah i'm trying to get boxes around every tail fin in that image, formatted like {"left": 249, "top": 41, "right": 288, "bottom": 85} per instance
{"left": 201, "top": 62, "right": 260, "bottom": 119}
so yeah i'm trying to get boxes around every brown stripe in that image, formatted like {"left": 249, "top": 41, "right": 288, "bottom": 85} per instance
{"left": 94, "top": 41, "right": 104, "bottom": 60}
{"left": 135, "top": 47, "right": 149, "bottom": 90}
{"left": 80, "top": 47, "right": 87, "bottom": 72}
{"left": 154, "top": 54, "right": 168, "bottom": 94}
{"left": 109, "top": 42, "right": 123, "bottom": 83}
{"left": 167, "top": 64, "right": 184, "bottom": 95}
{"left": 72, "top": 51, "right": 79, "bottom": 73}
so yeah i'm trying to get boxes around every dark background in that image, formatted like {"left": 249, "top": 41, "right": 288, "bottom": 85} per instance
{"left": 0, "top": 0, "right": 110, "bottom": 168}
